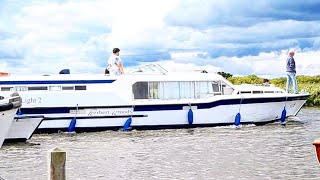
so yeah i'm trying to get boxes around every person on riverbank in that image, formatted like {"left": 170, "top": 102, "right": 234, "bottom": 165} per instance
{"left": 286, "top": 50, "right": 298, "bottom": 94}
{"left": 106, "top": 48, "right": 124, "bottom": 75}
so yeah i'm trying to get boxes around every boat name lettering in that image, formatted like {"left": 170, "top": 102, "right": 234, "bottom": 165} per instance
{"left": 22, "top": 97, "right": 42, "bottom": 104}
{"left": 87, "top": 108, "right": 133, "bottom": 116}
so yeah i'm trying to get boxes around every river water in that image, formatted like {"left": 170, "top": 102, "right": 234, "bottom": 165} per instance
{"left": 0, "top": 108, "right": 319, "bottom": 180}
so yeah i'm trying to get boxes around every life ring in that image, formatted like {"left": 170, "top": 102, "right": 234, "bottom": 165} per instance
{"left": 0, "top": 72, "right": 9, "bottom": 76}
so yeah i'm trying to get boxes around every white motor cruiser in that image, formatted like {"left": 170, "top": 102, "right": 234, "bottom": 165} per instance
{"left": 0, "top": 64, "right": 309, "bottom": 132}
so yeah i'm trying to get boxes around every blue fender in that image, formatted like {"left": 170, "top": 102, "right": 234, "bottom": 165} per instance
{"left": 234, "top": 112, "right": 241, "bottom": 126}
{"left": 281, "top": 107, "right": 286, "bottom": 123}
{"left": 188, "top": 109, "right": 193, "bottom": 125}
{"left": 68, "top": 117, "right": 77, "bottom": 132}
{"left": 17, "top": 110, "right": 23, "bottom": 116}
{"left": 123, "top": 117, "right": 132, "bottom": 131}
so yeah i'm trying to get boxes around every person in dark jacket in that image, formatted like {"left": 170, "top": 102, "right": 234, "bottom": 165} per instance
{"left": 286, "top": 50, "right": 298, "bottom": 93}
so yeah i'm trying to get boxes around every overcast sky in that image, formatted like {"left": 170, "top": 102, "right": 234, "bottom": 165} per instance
{"left": 1, "top": 0, "right": 320, "bottom": 77}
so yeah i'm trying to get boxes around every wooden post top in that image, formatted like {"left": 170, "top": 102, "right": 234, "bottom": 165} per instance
{"left": 48, "top": 147, "right": 66, "bottom": 180}
{"left": 49, "top": 147, "right": 65, "bottom": 152}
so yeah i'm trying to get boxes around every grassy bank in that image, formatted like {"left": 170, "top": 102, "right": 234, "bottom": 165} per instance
{"left": 227, "top": 75, "right": 320, "bottom": 107}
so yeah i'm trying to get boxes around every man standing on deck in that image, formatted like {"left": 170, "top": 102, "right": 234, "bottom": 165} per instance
{"left": 286, "top": 50, "right": 298, "bottom": 94}
{"left": 106, "top": 48, "right": 124, "bottom": 75}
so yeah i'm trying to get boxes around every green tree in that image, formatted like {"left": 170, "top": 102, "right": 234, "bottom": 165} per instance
{"left": 217, "top": 72, "right": 233, "bottom": 79}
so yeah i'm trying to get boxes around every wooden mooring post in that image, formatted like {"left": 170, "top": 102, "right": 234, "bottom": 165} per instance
{"left": 48, "top": 147, "right": 66, "bottom": 180}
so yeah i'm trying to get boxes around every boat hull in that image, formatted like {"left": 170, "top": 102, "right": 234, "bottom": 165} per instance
{"left": 25, "top": 95, "right": 307, "bottom": 133}
{"left": 0, "top": 108, "right": 17, "bottom": 147}
{"left": 5, "top": 115, "right": 44, "bottom": 142}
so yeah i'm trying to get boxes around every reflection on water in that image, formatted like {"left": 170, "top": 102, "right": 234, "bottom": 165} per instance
{"left": 0, "top": 108, "right": 320, "bottom": 180}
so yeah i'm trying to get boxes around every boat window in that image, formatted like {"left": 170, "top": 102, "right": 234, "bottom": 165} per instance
{"left": 195, "top": 81, "right": 213, "bottom": 98}
{"left": 49, "top": 86, "right": 61, "bottom": 91}
{"left": 221, "top": 82, "right": 234, "bottom": 95}
{"left": 132, "top": 82, "right": 149, "bottom": 99}
{"left": 28, "top": 86, "right": 48, "bottom": 91}
{"left": 134, "top": 81, "right": 233, "bottom": 100}
{"left": 160, "top": 82, "right": 180, "bottom": 99}
{"left": 13, "top": 86, "right": 28, "bottom": 91}
{"left": 133, "top": 81, "right": 196, "bottom": 100}
{"left": 1, "top": 87, "right": 12, "bottom": 91}
{"left": 75, "top": 86, "right": 86, "bottom": 90}
{"left": 149, "top": 82, "right": 159, "bottom": 99}
{"left": 62, "top": 86, "right": 74, "bottom": 90}
{"left": 212, "top": 81, "right": 220, "bottom": 92}
{"left": 264, "top": 91, "right": 274, "bottom": 93}
{"left": 252, "top": 91, "right": 263, "bottom": 94}
{"left": 179, "top": 81, "right": 195, "bottom": 99}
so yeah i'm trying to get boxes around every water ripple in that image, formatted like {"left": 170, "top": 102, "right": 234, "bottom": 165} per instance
{"left": 0, "top": 108, "right": 320, "bottom": 179}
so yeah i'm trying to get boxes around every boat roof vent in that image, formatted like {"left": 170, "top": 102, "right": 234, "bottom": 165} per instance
{"left": 59, "top": 69, "right": 70, "bottom": 74}
{"left": 194, "top": 70, "right": 208, "bottom": 73}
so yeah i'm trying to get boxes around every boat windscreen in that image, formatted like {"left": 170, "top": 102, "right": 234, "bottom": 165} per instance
{"left": 130, "top": 64, "right": 168, "bottom": 74}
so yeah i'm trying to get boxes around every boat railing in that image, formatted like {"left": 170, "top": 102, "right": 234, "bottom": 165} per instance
{"left": 239, "top": 83, "right": 276, "bottom": 87}
{"left": 129, "top": 64, "right": 168, "bottom": 75}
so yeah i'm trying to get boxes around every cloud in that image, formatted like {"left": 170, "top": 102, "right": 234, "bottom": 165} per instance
{"left": 164, "top": 0, "right": 320, "bottom": 58}
{"left": 155, "top": 50, "right": 320, "bottom": 78}
{"left": 165, "top": 20, "right": 320, "bottom": 58}
{"left": 165, "top": 0, "right": 320, "bottom": 28}
{"left": 0, "top": 0, "right": 179, "bottom": 73}
{"left": 0, "top": 0, "right": 319, "bottom": 77}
